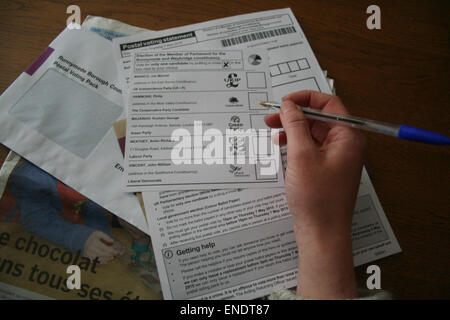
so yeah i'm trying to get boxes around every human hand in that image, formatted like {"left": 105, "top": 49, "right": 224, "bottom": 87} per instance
{"left": 264, "top": 91, "right": 366, "bottom": 299}
{"left": 83, "top": 231, "right": 122, "bottom": 264}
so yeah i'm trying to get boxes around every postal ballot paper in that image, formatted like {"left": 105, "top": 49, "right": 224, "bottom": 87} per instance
{"left": 124, "top": 49, "right": 283, "bottom": 192}
{"left": 0, "top": 28, "right": 147, "bottom": 232}
{"left": 112, "top": 8, "right": 336, "bottom": 192}
{"left": 112, "top": 9, "right": 401, "bottom": 299}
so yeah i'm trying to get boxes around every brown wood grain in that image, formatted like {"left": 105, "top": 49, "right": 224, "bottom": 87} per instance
{"left": 0, "top": 0, "right": 449, "bottom": 299}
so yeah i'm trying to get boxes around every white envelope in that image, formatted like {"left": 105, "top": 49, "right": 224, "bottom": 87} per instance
{"left": 0, "top": 28, "right": 147, "bottom": 233}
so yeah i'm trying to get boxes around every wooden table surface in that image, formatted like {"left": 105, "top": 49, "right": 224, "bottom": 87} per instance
{"left": 0, "top": 0, "right": 448, "bottom": 299}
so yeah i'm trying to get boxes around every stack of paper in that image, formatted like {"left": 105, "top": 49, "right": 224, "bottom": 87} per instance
{"left": 0, "top": 8, "right": 401, "bottom": 300}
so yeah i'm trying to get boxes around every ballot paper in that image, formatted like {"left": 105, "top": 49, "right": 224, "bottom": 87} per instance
{"left": 112, "top": 8, "right": 401, "bottom": 299}
{"left": 0, "top": 28, "right": 147, "bottom": 232}
{"left": 124, "top": 49, "right": 283, "bottom": 191}
{"left": 113, "top": 8, "right": 333, "bottom": 192}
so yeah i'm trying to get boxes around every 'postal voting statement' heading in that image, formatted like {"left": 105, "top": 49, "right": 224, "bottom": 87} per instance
{"left": 120, "top": 31, "right": 196, "bottom": 51}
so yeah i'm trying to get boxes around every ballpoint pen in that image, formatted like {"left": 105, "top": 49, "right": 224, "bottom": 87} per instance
{"left": 259, "top": 101, "right": 450, "bottom": 145}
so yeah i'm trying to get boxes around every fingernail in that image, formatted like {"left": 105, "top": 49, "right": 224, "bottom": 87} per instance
{"left": 281, "top": 101, "right": 293, "bottom": 113}
{"left": 271, "top": 132, "right": 280, "bottom": 145}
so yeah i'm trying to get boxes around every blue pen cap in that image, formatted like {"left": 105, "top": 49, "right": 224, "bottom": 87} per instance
{"left": 398, "top": 125, "right": 450, "bottom": 145}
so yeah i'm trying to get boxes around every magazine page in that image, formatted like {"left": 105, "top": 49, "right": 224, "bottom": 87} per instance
{"left": 0, "top": 152, "right": 162, "bottom": 300}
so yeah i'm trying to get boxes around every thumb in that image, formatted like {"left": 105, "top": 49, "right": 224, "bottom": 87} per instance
{"left": 279, "top": 100, "right": 315, "bottom": 154}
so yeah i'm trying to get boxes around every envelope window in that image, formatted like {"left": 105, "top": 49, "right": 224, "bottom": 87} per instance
{"left": 9, "top": 69, "right": 122, "bottom": 158}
